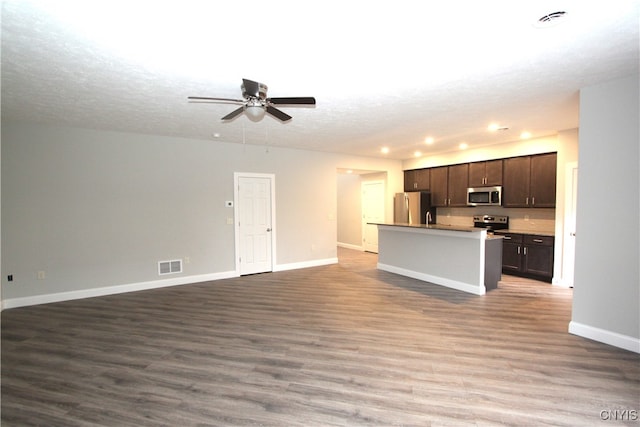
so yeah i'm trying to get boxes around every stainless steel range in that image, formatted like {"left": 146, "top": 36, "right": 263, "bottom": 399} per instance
{"left": 473, "top": 215, "right": 509, "bottom": 232}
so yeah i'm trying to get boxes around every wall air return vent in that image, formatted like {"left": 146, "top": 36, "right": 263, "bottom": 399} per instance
{"left": 534, "top": 11, "right": 568, "bottom": 28}
{"left": 158, "top": 259, "right": 182, "bottom": 275}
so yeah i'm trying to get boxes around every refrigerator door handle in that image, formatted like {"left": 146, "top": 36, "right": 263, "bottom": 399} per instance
{"left": 405, "top": 195, "right": 411, "bottom": 223}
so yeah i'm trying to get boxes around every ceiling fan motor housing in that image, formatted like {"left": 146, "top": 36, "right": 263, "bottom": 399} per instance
{"left": 242, "top": 82, "right": 268, "bottom": 100}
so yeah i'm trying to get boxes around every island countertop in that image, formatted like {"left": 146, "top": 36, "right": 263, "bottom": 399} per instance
{"left": 369, "top": 222, "right": 479, "bottom": 232}
{"left": 368, "top": 223, "right": 505, "bottom": 239}
{"left": 371, "top": 222, "right": 504, "bottom": 295}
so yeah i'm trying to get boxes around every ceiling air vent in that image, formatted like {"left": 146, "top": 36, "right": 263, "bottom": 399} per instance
{"left": 534, "top": 11, "right": 568, "bottom": 28}
{"left": 158, "top": 259, "right": 182, "bottom": 275}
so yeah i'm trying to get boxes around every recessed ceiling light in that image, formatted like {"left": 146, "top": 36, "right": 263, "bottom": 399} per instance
{"left": 425, "top": 137, "right": 434, "bottom": 145}
{"left": 459, "top": 143, "right": 468, "bottom": 150}
{"left": 488, "top": 123, "right": 509, "bottom": 132}
{"left": 381, "top": 147, "right": 389, "bottom": 154}
{"left": 212, "top": 132, "right": 221, "bottom": 138}
{"left": 414, "top": 151, "right": 422, "bottom": 157}
{"left": 520, "top": 131, "right": 532, "bottom": 139}
{"left": 533, "top": 11, "right": 568, "bottom": 28}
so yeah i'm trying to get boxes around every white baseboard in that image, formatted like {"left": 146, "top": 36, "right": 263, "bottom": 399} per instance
{"left": 337, "top": 242, "right": 364, "bottom": 251}
{"left": 2, "top": 271, "right": 238, "bottom": 310}
{"left": 274, "top": 257, "right": 338, "bottom": 272}
{"left": 377, "top": 263, "right": 485, "bottom": 296}
{"left": 569, "top": 321, "right": 640, "bottom": 353}
{"left": 552, "top": 277, "right": 573, "bottom": 288}
{"left": 2, "top": 258, "right": 341, "bottom": 310}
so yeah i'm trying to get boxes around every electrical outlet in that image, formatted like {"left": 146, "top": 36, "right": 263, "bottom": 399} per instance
{"left": 227, "top": 217, "right": 234, "bottom": 225}
{"left": 524, "top": 215, "right": 530, "bottom": 221}
{"left": 7, "top": 274, "right": 13, "bottom": 282}
{"left": 37, "top": 271, "right": 46, "bottom": 280}
{"left": 184, "top": 257, "right": 190, "bottom": 264}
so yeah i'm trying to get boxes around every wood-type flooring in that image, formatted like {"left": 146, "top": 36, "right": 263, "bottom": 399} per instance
{"left": 2, "top": 248, "right": 639, "bottom": 426}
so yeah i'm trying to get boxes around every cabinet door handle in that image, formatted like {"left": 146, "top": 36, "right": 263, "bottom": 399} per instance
{"left": 517, "top": 246, "right": 520, "bottom": 254}
{"left": 524, "top": 247, "right": 527, "bottom": 255}
{"left": 532, "top": 197, "right": 535, "bottom": 205}
{"left": 504, "top": 236, "right": 511, "bottom": 240}
{"left": 525, "top": 197, "right": 529, "bottom": 205}
{"left": 533, "top": 238, "right": 543, "bottom": 243}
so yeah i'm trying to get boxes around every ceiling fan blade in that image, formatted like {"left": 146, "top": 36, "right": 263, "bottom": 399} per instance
{"left": 188, "top": 96, "right": 244, "bottom": 103}
{"left": 268, "top": 97, "right": 316, "bottom": 105}
{"left": 266, "top": 105, "right": 292, "bottom": 122}
{"left": 221, "top": 106, "right": 245, "bottom": 121}
{"left": 242, "top": 79, "right": 261, "bottom": 98}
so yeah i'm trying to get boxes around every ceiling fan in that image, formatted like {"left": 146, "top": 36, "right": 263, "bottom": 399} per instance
{"left": 188, "top": 78, "right": 316, "bottom": 122}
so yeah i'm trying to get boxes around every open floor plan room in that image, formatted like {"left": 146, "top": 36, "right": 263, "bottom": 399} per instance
{"left": 2, "top": 248, "right": 638, "bottom": 426}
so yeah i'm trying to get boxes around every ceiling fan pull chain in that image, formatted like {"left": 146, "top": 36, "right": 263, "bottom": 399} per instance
{"left": 265, "top": 127, "right": 269, "bottom": 154}
{"left": 242, "top": 122, "right": 246, "bottom": 154}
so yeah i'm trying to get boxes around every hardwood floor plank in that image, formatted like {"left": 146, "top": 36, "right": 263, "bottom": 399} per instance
{"left": 2, "top": 248, "right": 638, "bottom": 426}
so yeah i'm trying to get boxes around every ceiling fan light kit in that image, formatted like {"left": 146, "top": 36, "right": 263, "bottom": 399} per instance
{"left": 189, "top": 78, "right": 316, "bottom": 123}
{"left": 245, "top": 105, "right": 266, "bottom": 122}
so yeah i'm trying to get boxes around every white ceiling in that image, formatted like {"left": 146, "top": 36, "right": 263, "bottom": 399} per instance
{"left": 2, "top": 1, "right": 639, "bottom": 160}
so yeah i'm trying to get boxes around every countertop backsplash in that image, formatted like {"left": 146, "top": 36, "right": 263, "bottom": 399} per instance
{"left": 437, "top": 207, "right": 556, "bottom": 235}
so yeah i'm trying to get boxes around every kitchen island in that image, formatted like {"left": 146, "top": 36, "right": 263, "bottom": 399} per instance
{"left": 372, "top": 223, "right": 503, "bottom": 295}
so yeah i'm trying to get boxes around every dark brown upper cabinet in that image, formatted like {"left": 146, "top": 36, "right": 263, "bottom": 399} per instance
{"left": 404, "top": 168, "right": 430, "bottom": 192}
{"left": 429, "top": 164, "right": 468, "bottom": 207}
{"left": 529, "top": 154, "right": 557, "bottom": 207}
{"left": 503, "top": 153, "right": 556, "bottom": 208}
{"left": 429, "top": 166, "right": 448, "bottom": 206}
{"left": 447, "top": 163, "right": 469, "bottom": 206}
{"left": 468, "top": 159, "right": 503, "bottom": 187}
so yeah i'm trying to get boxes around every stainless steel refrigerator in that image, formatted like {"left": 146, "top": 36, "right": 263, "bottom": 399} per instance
{"left": 394, "top": 191, "right": 437, "bottom": 225}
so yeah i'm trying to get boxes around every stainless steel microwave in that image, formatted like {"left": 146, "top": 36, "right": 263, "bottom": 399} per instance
{"left": 467, "top": 186, "right": 502, "bottom": 206}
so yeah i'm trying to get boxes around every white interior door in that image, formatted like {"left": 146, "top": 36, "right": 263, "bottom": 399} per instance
{"left": 236, "top": 174, "right": 274, "bottom": 275}
{"left": 362, "top": 180, "right": 385, "bottom": 253}
{"left": 563, "top": 163, "right": 578, "bottom": 287}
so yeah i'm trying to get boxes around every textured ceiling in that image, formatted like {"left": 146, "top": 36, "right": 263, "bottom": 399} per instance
{"left": 2, "top": 1, "right": 639, "bottom": 160}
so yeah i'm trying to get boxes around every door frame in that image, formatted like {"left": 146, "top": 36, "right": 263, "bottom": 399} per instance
{"left": 561, "top": 162, "right": 578, "bottom": 287}
{"left": 234, "top": 172, "right": 277, "bottom": 275}
{"left": 361, "top": 179, "right": 385, "bottom": 253}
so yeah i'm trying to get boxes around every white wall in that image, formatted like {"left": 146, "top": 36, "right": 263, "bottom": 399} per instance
{"left": 337, "top": 173, "right": 362, "bottom": 248}
{"left": 402, "top": 134, "right": 562, "bottom": 170}
{"left": 337, "top": 171, "right": 397, "bottom": 250}
{"left": 1, "top": 123, "right": 403, "bottom": 307}
{"left": 570, "top": 74, "right": 639, "bottom": 352}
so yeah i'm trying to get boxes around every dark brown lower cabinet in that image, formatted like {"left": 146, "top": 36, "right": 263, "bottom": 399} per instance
{"left": 501, "top": 234, "right": 523, "bottom": 273}
{"left": 496, "top": 232, "right": 554, "bottom": 282}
